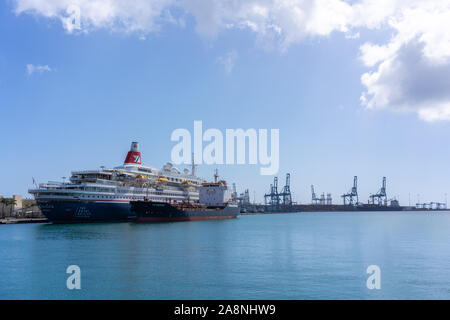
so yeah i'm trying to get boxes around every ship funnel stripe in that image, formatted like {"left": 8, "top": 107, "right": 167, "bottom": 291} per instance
{"left": 124, "top": 142, "right": 142, "bottom": 164}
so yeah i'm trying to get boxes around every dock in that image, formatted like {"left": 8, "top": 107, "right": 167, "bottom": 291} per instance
{"left": 0, "top": 217, "right": 48, "bottom": 224}
{"left": 240, "top": 203, "right": 450, "bottom": 214}
{"left": 1, "top": 197, "right": 47, "bottom": 224}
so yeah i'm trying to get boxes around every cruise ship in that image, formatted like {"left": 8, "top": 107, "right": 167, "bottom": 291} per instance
{"left": 29, "top": 142, "right": 205, "bottom": 223}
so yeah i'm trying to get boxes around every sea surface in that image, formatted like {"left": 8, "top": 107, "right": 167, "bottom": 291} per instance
{"left": 1, "top": 211, "right": 449, "bottom": 299}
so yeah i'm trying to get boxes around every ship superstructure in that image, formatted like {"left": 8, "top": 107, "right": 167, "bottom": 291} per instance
{"left": 29, "top": 142, "right": 204, "bottom": 223}
{"left": 132, "top": 170, "right": 239, "bottom": 222}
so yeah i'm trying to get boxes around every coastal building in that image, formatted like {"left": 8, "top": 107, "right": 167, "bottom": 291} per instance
{"left": 13, "top": 195, "right": 23, "bottom": 210}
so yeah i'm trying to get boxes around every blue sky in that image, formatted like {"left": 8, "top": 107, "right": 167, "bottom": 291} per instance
{"left": 1, "top": 1, "right": 450, "bottom": 205}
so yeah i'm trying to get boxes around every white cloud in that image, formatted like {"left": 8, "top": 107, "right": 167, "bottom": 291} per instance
{"left": 13, "top": 0, "right": 388, "bottom": 40}
{"left": 26, "top": 64, "right": 52, "bottom": 75}
{"left": 216, "top": 50, "right": 238, "bottom": 74}
{"left": 359, "top": 2, "right": 450, "bottom": 121}
{"left": 15, "top": 0, "right": 176, "bottom": 34}
{"left": 360, "top": 40, "right": 450, "bottom": 120}
{"left": 13, "top": 0, "right": 450, "bottom": 121}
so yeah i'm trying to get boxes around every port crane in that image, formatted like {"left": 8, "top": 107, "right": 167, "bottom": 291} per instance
{"left": 326, "top": 193, "right": 332, "bottom": 205}
{"left": 231, "top": 183, "right": 250, "bottom": 205}
{"left": 311, "top": 185, "right": 320, "bottom": 205}
{"left": 232, "top": 183, "right": 237, "bottom": 200}
{"left": 280, "top": 173, "right": 292, "bottom": 206}
{"left": 341, "top": 176, "right": 359, "bottom": 206}
{"left": 311, "top": 185, "right": 332, "bottom": 205}
{"left": 320, "top": 193, "right": 326, "bottom": 205}
{"left": 236, "top": 189, "right": 250, "bottom": 205}
{"left": 369, "top": 177, "right": 387, "bottom": 206}
{"left": 418, "top": 202, "right": 447, "bottom": 210}
{"left": 264, "top": 177, "right": 280, "bottom": 210}
{"left": 265, "top": 174, "right": 293, "bottom": 209}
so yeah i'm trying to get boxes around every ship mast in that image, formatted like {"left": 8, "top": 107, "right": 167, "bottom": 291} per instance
{"left": 191, "top": 152, "right": 197, "bottom": 177}
{"left": 214, "top": 169, "right": 219, "bottom": 183}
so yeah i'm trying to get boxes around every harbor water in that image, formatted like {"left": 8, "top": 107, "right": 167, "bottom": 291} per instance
{"left": 1, "top": 211, "right": 449, "bottom": 299}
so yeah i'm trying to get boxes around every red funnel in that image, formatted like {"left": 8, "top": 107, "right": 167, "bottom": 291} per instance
{"left": 124, "top": 142, "right": 142, "bottom": 165}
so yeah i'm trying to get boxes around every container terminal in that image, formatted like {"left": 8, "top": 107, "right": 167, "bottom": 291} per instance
{"left": 237, "top": 175, "right": 448, "bottom": 214}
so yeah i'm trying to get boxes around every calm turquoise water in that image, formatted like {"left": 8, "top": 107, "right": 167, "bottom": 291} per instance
{"left": 1, "top": 211, "right": 450, "bottom": 299}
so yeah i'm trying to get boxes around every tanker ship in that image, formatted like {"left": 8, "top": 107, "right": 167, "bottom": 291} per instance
{"left": 131, "top": 173, "right": 239, "bottom": 222}
{"left": 28, "top": 142, "right": 205, "bottom": 223}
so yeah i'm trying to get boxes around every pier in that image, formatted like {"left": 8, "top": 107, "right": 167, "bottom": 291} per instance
{"left": 1, "top": 217, "right": 48, "bottom": 224}
{"left": 239, "top": 203, "right": 450, "bottom": 214}
{"left": 0, "top": 195, "right": 46, "bottom": 224}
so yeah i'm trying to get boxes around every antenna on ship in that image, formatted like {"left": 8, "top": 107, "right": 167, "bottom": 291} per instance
{"left": 214, "top": 169, "right": 219, "bottom": 183}
{"left": 191, "top": 152, "right": 197, "bottom": 176}
{"left": 32, "top": 177, "right": 38, "bottom": 189}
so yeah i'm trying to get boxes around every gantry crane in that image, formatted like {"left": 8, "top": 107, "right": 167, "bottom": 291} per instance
{"left": 264, "top": 176, "right": 280, "bottom": 210}
{"left": 370, "top": 177, "right": 387, "bottom": 206}
{"left": 265, "top": 174, "right": 293, "bottom": 210}
{"left": 342, "top": 176, "right": 358, "bottom": 206}
{"left": 311, "top": 185, "right": 320, "bottom": 205}
{"left": 280, "top": 173, "right": 292, "bottom": 206}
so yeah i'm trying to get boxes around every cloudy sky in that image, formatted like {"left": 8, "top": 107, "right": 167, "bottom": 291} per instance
{"left": 1, "top": 0, "right": 450, "bottom": 204}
